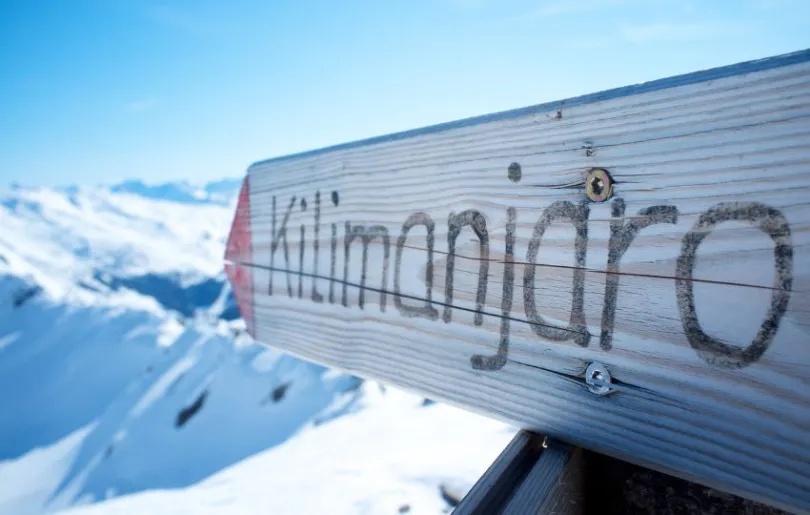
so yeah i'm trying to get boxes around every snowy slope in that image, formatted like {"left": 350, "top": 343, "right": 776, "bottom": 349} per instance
{"left": 0, "top": 181, "right": 513, "bottom": 515}
{"left": 59, "top": 384, "right": 515, "bottom": 515}
{"left": 0, "top": 183, "right": 235, "bottom": 298}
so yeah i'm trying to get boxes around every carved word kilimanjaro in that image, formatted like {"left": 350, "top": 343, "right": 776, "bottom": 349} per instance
{"left": 264, "top": 190, "right": 793, "bottom": 371}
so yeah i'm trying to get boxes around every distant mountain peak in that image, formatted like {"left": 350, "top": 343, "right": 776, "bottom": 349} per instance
{"left": 4, "top": 178, "right": 243, "bottom": 206}
{"left": 109, "top": 178, "right": 241, "bottom": 206}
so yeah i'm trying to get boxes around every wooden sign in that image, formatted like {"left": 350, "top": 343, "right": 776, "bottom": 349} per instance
{"left": 225, "top": 49, "right": 810, "bottom": 513}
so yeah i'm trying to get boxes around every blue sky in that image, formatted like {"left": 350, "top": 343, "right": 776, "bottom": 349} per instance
{"left": 1, "top": 0, "right": 808, "bottom": 187}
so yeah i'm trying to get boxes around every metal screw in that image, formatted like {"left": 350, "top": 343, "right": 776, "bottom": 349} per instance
{"left": 585, "top": 362, "right": 613, "bottom": 396}
{"left": 585, "top": 168, "right": 613, "bottom": 202}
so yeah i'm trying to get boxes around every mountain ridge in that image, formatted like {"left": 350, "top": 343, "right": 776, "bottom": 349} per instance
{"left": 7, "top": 178, "right": 243, "bottom": 208}
{"left": 0, "top": 182, "right": 512, "bottom": 515}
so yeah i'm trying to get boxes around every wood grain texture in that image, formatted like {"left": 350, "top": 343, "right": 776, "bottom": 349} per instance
{"left": 452, "top": 431, "right": 543, "bottom": 515}
{"left": 502, "top": 441, "right": 583, "bottom": 515}
{"left": 227, "top": 50, "right": 810, "bottom": 513}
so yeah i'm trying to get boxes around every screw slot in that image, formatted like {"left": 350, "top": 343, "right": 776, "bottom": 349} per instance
{"left": 508, "top": 162, "right": 522, "bottom": 183}
{"left": 585, "top": 362, "right": 613, "bottom": 396}
{"left": 590, "top": 176, "right": 603, "bottom": 195}
{"left": 585, "top": 168, "right": 613, "bottom": 202}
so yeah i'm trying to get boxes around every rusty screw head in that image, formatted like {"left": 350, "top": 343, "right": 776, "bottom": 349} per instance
{"left": 585, "top": 168, "right": 613, "bottom": 202}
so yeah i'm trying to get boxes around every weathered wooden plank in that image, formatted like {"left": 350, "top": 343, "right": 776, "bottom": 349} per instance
{"left": 225, "top": 49, "right": 810, "bottom": 513}
{"left": 452, "top": 431, "right": 543, "bottom": 515}
{"left": 501, "top": 440, "right": 583, "bottom": 515}
{"left": 450, "top": 432, "right": 583, "bottom": 515}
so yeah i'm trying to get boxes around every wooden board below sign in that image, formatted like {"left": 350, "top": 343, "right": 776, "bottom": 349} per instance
{"left": 225, "top": 49, "right": 810, "bottom": 513}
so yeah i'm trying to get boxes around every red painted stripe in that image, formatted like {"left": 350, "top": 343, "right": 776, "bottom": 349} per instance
{"left": 224, "top": 176, "right": 254, "bottom": 337}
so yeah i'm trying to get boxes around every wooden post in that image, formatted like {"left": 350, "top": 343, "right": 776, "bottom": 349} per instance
{"left": 452, "top": 431, "right": 584, "bottom": 515}
{"left": 501, "top": 439, "right": 583, "bottom": 515}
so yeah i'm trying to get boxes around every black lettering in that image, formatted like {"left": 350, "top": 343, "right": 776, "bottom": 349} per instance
{"left": 330, "top": 222, "right": 337, "bottom": 304}
{"left": 676, "top": 202, "right": 792, "bottom": 368}
{"left": 600, "top": 199, "right": 678, "bottom": 350}
{"left": 343, "top": 224, "right": 391, "bottom": 310}
{"left": 394, "top": 213, "right": 438, "bottom": 320}
{"left": 269, "top": 195, "right": 295, "bottom": 297}
{"left": 311, "top": 191, "right": 323, "bottom": 303}
{"left": 523, "top": 201, "right": 591, "bottom": 347}
{"left": 444, "top": 210, "right": 489, "bottom": 325}
{"left": 471, "top": 207, "right": 516, "bottom": 371}
{"left": 298, "top": 198, "right": 308, "bottom": 298}
{"left": 329, "top": 192, "right": 339, "bottom": 304}
{"left": 298, "top": 223, "right": 305, "bottom": 298}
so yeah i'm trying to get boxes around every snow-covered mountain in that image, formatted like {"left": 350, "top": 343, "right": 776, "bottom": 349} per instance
{"left": 0, "top": 181, "right": 513, "bottom": 514}
{"left": 108, "top": 179, "right": 242, "bottom": 206}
